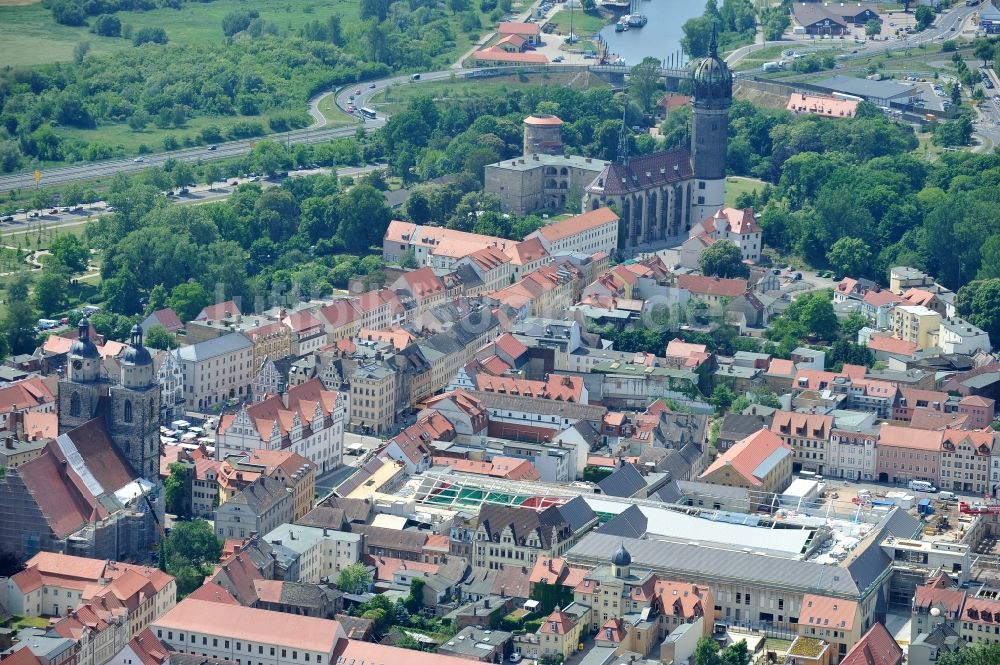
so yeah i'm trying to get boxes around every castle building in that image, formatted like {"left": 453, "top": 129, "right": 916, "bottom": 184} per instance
{"left": 485, "top": 31, "right": 733, "bottom": 256}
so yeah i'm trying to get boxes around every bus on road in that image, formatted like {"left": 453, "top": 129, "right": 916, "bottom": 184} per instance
{"left": 359, "top": 107, "right": 377, "bottom": 120}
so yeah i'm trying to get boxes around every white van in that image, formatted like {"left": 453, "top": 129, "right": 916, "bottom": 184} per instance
{"left": 938, "top": 491, "right": 957, "bottom": 501}
{"left": 908, "top": 480, "right": 937, "bottom": 493}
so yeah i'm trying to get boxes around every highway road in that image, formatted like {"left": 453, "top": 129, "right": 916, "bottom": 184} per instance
{"left": 0, "top": 2, "right": 983, "bottom": 195}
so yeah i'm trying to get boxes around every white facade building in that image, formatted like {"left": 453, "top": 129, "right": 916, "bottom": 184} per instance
{"left": 937, "top": 318, "right": 991, "bottom": 355}
{"left": 173, "top": 333, "right": 254, "bottom": 412}
{"left": 262, "top": 524, "right": 362, "bottom": 584}
{"left": 828, "top": 412, "right": 879, "bottom": 481}
{"left": 214, "top": 379, "right": 345, "bottom": 473}
{"left": 157, "top": 350, "right": 185, "bottom": 423}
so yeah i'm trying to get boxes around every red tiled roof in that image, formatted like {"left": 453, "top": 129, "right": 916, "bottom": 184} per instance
{"left": 153, "top": 598, "right": 340, "bottom": 653}
{"left": 22, "top": 411, "right": 56, "bottom": 440}
{"left": 2, "top": 648, "right": 44, "bottom": 665}
{"left": 399, "top": 267, "right": 446, "bottom": 300}
{"left": 185, "top": 581, "right": 240, "bottom": 605}
{"left": 867, "top": 335, "right": 917, "bottom": 356}
{"left": 799, "top": 594, "right": 858, "bottom": 631}
{"left": 332, "top": 640, "right": 482, "bottom": 665}
{"left": 283, "top": 309, "right": 323, "bottom": 334}
{"left": 0, "top": 376, "right": 56, "bottom": 415}
{"left": 498, "top": 21, "right": 541, "bottom": 35}
{"left": 491, "top": 332, "right": 527, "bottom": 360}
{"left": 534, "top": 208, "right": 618, "bottom": 244}
{"left": 677, "top": 274, "right": 747, "bottom": 298}
{"left": 700, "top": 429, "right": 789, "bottom": 486}
{"left": 319, "top": 299, "right": 360, "bottom": 329}
{"left": 474, "top": 48, "right": 548, "bottom": 64}
{"left": 539, "top": 609, "right": 576, "bottom": 635}
{"left": 840, "top": 622, "right": 902, "bottom": 665}
{"left": 863, "top": 290, "right": 903, "bottom": 308}
{"left": 127, "top": 629, "right": 170, "bottom": 665}
{"left": 655, "top": 580, "right": 710, "bottom": 618}
{"left": 196, "top": 300, "right": 241, "bottom": 322}
{"left": 767, "top": 358, "right": 796, "bottom": 376}
{"left": 878, "top": 424, "right": 944, "bottom": 451}
{"left": 148, "top": 308, "right": 184, "bottom": 332}
{"left": 505, "top": 237, "right": 549, "bottom": 266}
{"left": 770, "top": 411, "right": 833, "bottom": 440}
{"left": 698, "top": 207, "right": 761, "bottom": 235}
{"left": 901, "top": 288, "right": 937, "bottom": 308}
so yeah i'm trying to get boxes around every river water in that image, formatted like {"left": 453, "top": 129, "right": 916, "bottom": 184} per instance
{"left": 595, "top": 0, "right": 706, "bottom": 67}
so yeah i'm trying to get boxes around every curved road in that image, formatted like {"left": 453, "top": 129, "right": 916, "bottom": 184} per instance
{"left": 0, "top": 3, "right": 980, "bottom": 195}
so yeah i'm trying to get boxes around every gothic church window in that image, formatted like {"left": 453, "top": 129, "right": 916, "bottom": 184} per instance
{"left": 70, "top": 392, "right": 80, "bottom": 417}
{"left": 124, "top": 400, "right": 133, "bottom": 423}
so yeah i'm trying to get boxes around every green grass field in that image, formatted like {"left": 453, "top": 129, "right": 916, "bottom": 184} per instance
{"left": 317, "top": 94, "right": 360, "bottom": 127}
{"left": 724, "top": 176, "right": 766, "bottom": 207}
{"left": 546, "top": 8, "right": 607, "bottom": 37}
{"left": 0, "top": 3, "right": 126, "bottom": 67}
{"left": 0, "top": 0, "right": 361, "bottom": 67}
{"left": 371, "top": 71, "right": 610, "bottom": 115}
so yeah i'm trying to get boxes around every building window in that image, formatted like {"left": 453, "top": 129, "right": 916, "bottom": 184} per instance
{"left": 70, "top": 392, "right": 81, "bottom": 417}
{"left": 124, "top": 400, "right": 133, "bottom": 423}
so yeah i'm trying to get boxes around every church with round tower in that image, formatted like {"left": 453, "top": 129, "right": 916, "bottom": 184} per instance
{"left": 581, "top": 30, "right": 733, "bottom": 254}
{"left": 57, "top": 319, "right": 161, "bottom": 481}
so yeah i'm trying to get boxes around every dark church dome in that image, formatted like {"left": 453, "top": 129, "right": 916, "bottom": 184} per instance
{"left": 612, "top": 542, "right": 632, "bottom": 567}
{"left": 121, "top": 324, "right": 152, "bottom": 366}
{"left": 70, "top": 317, "right": 100, "bottom": 359}
{"left": 692, "top": 27, "right": 732, "bottom": 104}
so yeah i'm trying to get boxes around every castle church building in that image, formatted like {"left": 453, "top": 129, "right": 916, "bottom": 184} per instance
{"left": 485, "top": 30, "right": 733, "bottom": 257}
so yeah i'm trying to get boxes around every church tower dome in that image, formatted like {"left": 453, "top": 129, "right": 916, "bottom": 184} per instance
{"left": 690, "top": 22, "right": 732, "bottom": 222}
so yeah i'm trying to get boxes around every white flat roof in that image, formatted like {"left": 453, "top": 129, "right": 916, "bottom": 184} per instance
{"left": 585, "top": 496, "right": 812, "bottom": 558}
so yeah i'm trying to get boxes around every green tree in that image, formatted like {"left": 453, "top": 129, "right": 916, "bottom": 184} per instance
{"left": 799, "top": 294, "right": 839, "bottom": 340}
{"left": 336, "top": 562, "right": 373, "bottom": 594}
{"left": 164, "top": 462, "right": 191, "bottom": 517}
{"left": 3, "top": 301, "right": 36, "bottom": 355}
{"left": 711, "top": 385, "right": 736, "bottom": 413}
{"left": 826, "top": 236, "right": 873, "bottom": 279}
{"left": 399, "top": 249, "right": 419, "bottom": 269}
{"left": 101, "top": 268, "right": 143, "bottom": 315}
{"left": 840, "top": 311, "right": 869, "bottom": 341}
{"left": 694, "top": 636, "right": 722, "bottom": 665}
{"left": 222, "top": 9, "right": 260, "bottom": 37}
{"left": 92, "top": 14, "right": 121, "bottom": 37}
{"left": 49, "top": 233, "right": 89, "bottom": 273}
{"left": 133, "top": 27, "right": 168, "bottom": 46}
{"left": 168, "top": 281, "right": 211, "bottom": 323}
{"left": 172, "top": 162, "right": 195, "bottom": 189}
{"left": 937, "top": 642, "right": 1000, "bottom": 665}
{"left": 630, "top": 57, "right": 663, "bottom": 114}
{"left": 204, "top": 164, "right": 222, "bottom": 189}
{"left": 720, "top": 640, "right": 751, "bottom": 665}
{"left": 73, "top": 41, "right": 90, "bottom": 64}
{"left": 145, "top": 284, "right": 168, "bottom": 315}
{"left": 162, "top": 519, "right": 221, "bottom": 596}
{"left": 974, "top": 38, "right": 995, "bottom": 66}
{"left": 698, "top": 241, "right": 750, "bottom": 279}
{"left": 33, "top": 266, "right": 69, "bottom": 316}
{"left": 865, "top": 19, "right": 881, "bottom": 36}
{"left": 7, "top": 273, "right": 32, "bottom": 303}
{"left": 915, "top": 5, "right": 934, "bottom": 30}
{"left": 163, "top": 519, "right": 221, "bottom": 564}
{"left": 145, "top": 324, "right": 178, "bottom": 350}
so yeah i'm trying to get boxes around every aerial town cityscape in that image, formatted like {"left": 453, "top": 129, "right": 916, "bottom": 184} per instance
{"left": 2, "top": 0, "right": 1000, "bottom": 664}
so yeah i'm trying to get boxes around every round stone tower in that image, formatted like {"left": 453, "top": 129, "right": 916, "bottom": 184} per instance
{"left": 523, "top": 114, "right": 564, "bottom": 156}
{"left": 690, "top": 25, "right": 733, "bottom": 222}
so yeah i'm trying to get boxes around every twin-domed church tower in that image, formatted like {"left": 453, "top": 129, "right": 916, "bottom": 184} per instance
{"left": 58, "top": 319, "right": 161, "bottom": 480}
{"left": 690, "top": 25, "right": 733, "bottom": 221}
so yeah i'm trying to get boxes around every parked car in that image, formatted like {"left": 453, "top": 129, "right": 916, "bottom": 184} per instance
{"left": 133, "top": 156, "right": 145, "bottom": 162}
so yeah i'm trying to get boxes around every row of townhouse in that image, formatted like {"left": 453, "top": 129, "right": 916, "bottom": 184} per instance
{"left": 762, "top": 404, "right": 999, "bottom": 494}
{"left": 382, "top": 208, "right": 618, "bottom": 271}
